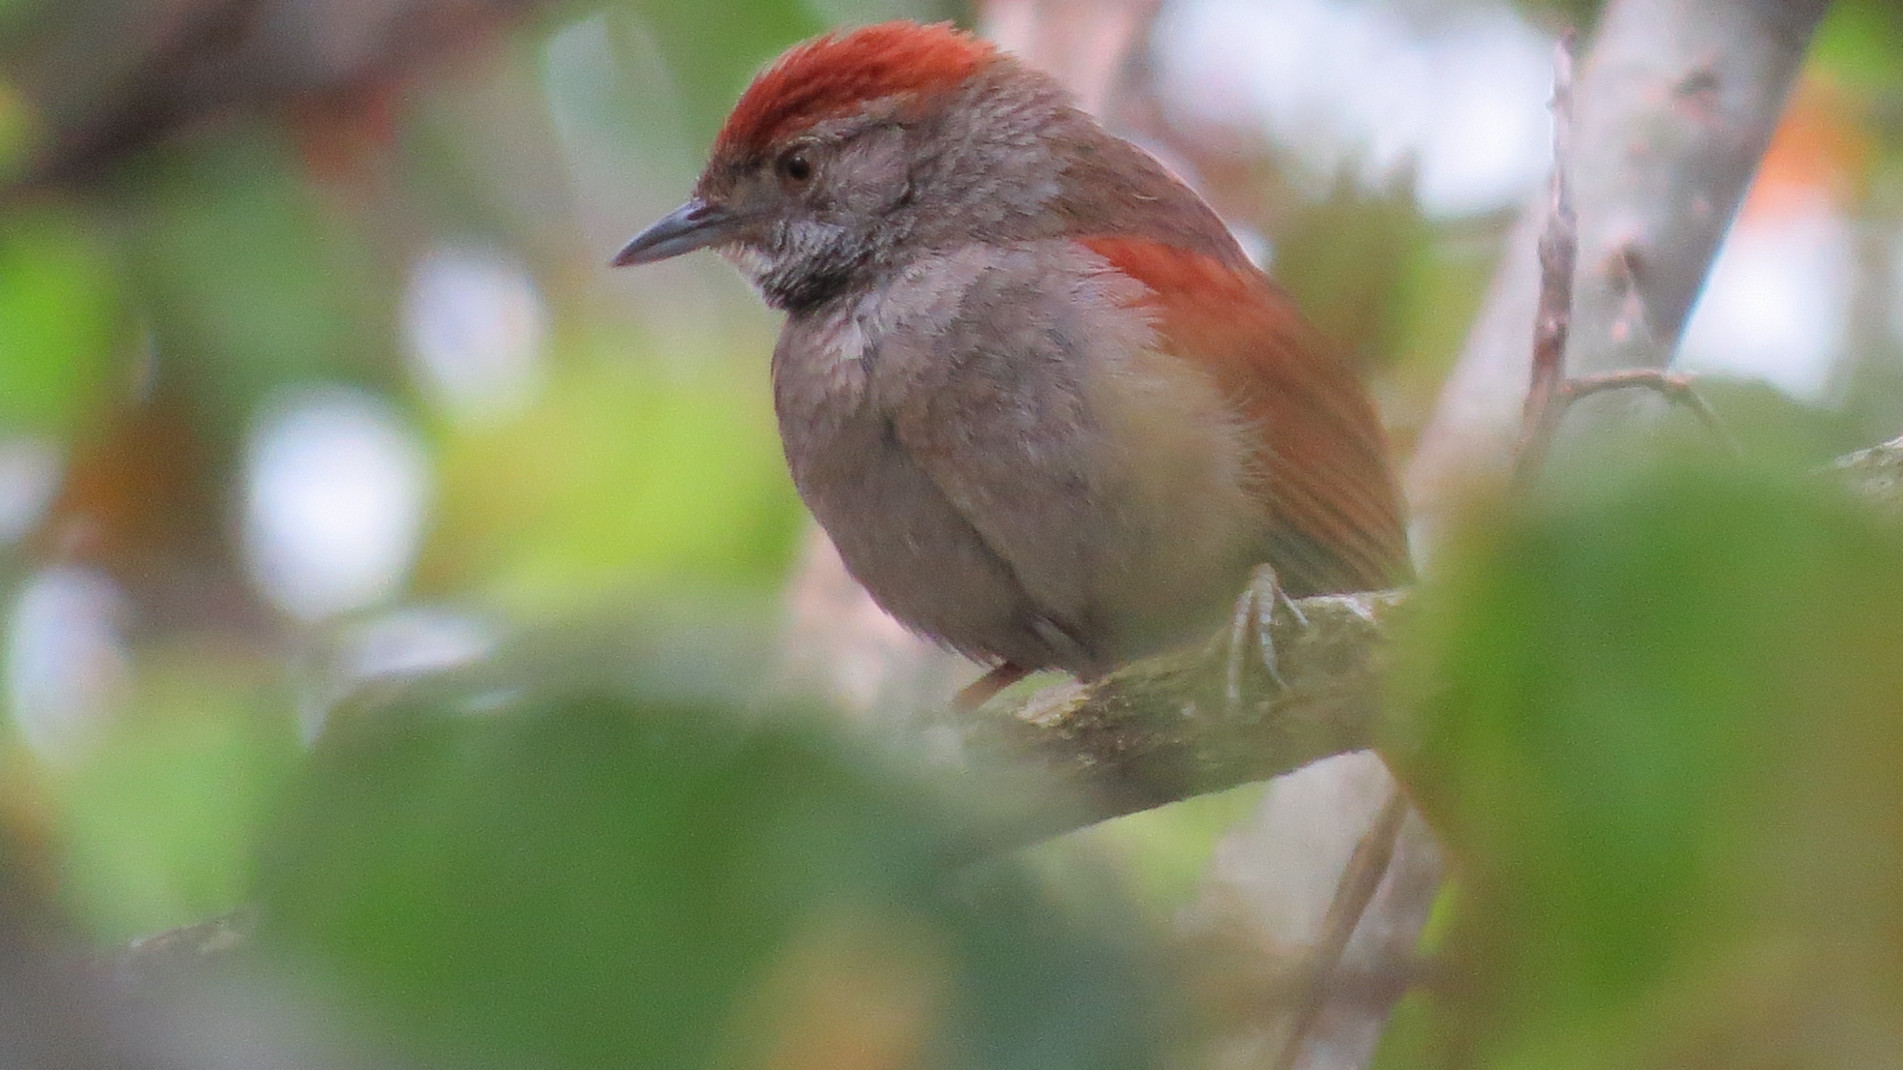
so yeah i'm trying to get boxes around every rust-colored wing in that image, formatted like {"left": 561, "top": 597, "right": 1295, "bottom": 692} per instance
{"left": 1080, "top": 236, "right": 1410, "bottom": 595}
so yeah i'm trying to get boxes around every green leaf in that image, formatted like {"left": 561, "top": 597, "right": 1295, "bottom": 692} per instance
{"left": 1382, "top": 455, "right": 1903, "bottom": 1068}
{"left": 252, "top": 687, "right": 1175, "bottom": 1070}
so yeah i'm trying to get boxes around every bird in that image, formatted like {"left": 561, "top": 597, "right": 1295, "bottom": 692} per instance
{"left": 613, "top": 21, "right": 1409, "bottom": 704}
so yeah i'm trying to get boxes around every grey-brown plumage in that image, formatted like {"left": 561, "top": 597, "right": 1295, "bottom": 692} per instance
{"left": 616, "top": 22, "right": 1409, "bottom": 684}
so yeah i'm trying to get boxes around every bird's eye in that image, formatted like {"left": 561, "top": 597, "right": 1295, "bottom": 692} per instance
{"left": 776, "top": 149, "right": 813, "bottom": 185}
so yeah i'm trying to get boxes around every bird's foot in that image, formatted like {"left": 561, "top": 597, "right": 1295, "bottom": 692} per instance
{"left": 1225, "top": 564, "right": 1308, "bottom": 707}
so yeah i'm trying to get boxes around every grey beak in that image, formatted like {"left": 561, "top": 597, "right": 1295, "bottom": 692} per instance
{"left": 611, "top": 199, "right": 736, "bottom": 266}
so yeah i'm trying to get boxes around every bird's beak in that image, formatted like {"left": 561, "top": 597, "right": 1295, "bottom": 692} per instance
{"left": 611, "top": 198, "right": 738, "bottom": 266}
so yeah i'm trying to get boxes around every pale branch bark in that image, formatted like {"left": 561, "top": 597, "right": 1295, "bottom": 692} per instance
{"left": 1566, "top": 0, "right": 1834, "bottom": 377}
{"left": 1270, "top": 788, "right": 1410, "bottom": 1070}
{"left": 1407, "top": 0, "right": 1836, "bottom": 544}
{"left": 1187, "top": 752, "right": 1440, "bottom": 1070}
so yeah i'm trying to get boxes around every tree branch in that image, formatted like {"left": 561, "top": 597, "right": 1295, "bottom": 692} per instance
{"left": 1406, "top": 0, "right": 1835, "bottom": 540}
{"left": 957, "top": 590, "right": 1401, "bottom": 841}
{"left": 1566, "top": 0, "right": 1834, "bottom": 377}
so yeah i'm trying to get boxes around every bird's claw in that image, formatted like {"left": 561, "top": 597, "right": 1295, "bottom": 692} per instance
{"left": 1225, "top": 565, "right": 1304, "bottom": 707}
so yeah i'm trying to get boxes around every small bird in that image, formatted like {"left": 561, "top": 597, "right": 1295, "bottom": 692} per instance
{"left": 615, "top": 21, "right": 1408, "bottom": 701}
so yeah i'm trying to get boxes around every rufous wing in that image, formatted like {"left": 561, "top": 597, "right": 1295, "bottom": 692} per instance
{"left": 1080, "top": 236, "right": 1410, "bottom": 595}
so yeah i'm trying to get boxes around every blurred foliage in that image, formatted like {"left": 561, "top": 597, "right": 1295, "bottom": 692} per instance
{"left": 1813, "top": 0, "right": 1903, "bottom": 95}
{"left": 1382, "top": 449, "right": 1903, "bottom": 1067}
{"left": 1275, "top": 173, "right": 1433, "bottom": 374}
{"left": 251, "top": 688, "right": 1176, "bottom": 1070}
{"left": 50, "top": 651, "right": 298, "bottom": 941}
{"left": 424, "top": 344, "right": 801, "bottom": 606}
{"left": 0, "top": 0, "right": 1898, "bottom": 1065}
{"left": 0, "top": 208, "right": 118, "bottom": 434}
{"left": 126, "top": 139, "right": 399, "bottom": 425}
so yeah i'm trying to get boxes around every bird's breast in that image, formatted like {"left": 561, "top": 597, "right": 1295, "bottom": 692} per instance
{"left": 769, "top": 241, "right": 1276, "bottom": 671}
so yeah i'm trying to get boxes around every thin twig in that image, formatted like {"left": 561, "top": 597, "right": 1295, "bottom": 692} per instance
{"left": 1561, "top": 369, "right": 1744, "bottom": 456}
{"left": 1511, "top": 31, "right": 1581, "bottom": 489}
{"left": 1271, "top": 788, "right": 1412, "bottom": 1070}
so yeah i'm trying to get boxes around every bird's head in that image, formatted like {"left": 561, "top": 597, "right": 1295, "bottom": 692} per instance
{"left": 611, "top": 22, "right": 1101, "bottom": 312}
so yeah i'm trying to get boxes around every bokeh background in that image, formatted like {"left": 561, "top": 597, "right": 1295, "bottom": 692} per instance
{"left": 3, "top": 0, "right": 1903, "bottom": 1067}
